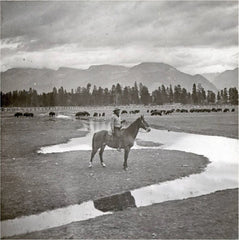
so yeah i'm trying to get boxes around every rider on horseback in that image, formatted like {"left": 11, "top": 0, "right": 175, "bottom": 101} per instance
{"left": 111, "top": 108, "right": 125, "bottom": 152}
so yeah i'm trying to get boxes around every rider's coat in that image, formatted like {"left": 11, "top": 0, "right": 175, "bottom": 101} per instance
{"left": 111, "top": 113, "right": 122, "bottom": 132}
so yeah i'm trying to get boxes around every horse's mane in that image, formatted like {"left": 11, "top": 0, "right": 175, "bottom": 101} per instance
{"left": 123, "top": 117, "right": 142, "bottom": 137}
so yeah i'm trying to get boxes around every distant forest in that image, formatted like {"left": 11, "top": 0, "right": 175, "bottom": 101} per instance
{"left": 1, "top": 82, "right": 238, "bottom": 107}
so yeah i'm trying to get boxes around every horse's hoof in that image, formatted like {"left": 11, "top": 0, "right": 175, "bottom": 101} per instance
{"left": 101, "top": 162, "right": 106, "bottom": 167}
{"left": 88, "top": 162, "right": 93, "bottom": 168}
{"left": 123, "top": 167, "right": 128, "bottom": 171}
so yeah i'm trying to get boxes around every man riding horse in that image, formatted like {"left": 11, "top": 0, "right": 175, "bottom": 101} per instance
{"left": 110, "top": 108, "right": 125, "bottom": 152}
{"left": 89, "top": 112, "right": 151, "bottom": 170}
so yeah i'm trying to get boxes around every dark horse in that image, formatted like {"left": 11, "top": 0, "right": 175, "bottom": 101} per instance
{"left": 89, "top": 115, "right": 151, "bottom": 170}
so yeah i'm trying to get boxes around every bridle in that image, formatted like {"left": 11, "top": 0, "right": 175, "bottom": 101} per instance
{"left": 139, "top": 117, "right": 151, "bottom": 132}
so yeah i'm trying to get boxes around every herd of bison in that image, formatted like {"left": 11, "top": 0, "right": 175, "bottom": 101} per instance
{"left": 13, "top": 107, "right": 235, "bottom": 119}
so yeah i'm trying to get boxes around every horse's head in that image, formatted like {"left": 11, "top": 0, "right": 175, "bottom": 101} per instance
{"left": 139, "top": 115, "right": 151, "bottom": 132}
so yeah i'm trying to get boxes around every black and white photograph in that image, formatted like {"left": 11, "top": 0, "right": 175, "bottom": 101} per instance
{"left": 0, "top": 0, "right": 238, "bottom": 239}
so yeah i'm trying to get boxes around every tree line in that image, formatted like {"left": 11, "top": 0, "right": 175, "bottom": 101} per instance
{"left": 1, "top": 82, "right": 238, "bottom": 107}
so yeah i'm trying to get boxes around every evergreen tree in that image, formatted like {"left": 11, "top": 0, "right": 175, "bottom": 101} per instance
{"left": 174, "top": 85, "right": 181, "bottom": 103}
{"left": 229, "top": 87, "right": 238, "bottom": 105}
{"left": 169, "top": 85, "right": 174, "bottom": 103}
{"left": 140, "top": 85, "right": 150, "bottom": 105}
{"left": 192, "top": 83, "right": 197, "bottom": 104}
{"left": 161, "top": 85, "right": 168, "bottom": 103}
{"left": 122, "top": 87, "right": 130, "bottom": 105}
{"left": 217, "top": 91, "right": 221, "bottom": 103}
{"left": 31, "top": 89, "right": 38, "bottom": 107}
{"left": 223, "top": 88, "right": 228, "bottom": 104}
{"left": 91, "top": 85, "right": 98, "bottom": 105}
{"left": 152, "top": 87, "right": 162, "bottom": 105}
{"left": 181, "top": 88, "right": 188, "bottom": 104}
{"left": 207, "top": 91, "right": 216, "bottom": 104}
{"left": 115, "top": 83, "right": 122, "bottom": 105}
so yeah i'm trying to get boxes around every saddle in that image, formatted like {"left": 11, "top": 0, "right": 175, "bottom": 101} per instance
{"left": 107, "top": 129, "right": 125, "bottom": 148}
{"left": 108, "top": 128, "right": 125, "bottom": 136}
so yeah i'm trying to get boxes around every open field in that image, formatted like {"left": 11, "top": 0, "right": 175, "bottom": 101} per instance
{"left": 1, "top": 106, "right": 238, "bottom": 238}
{"left": 146, "top": 112, "right": 238, "bottom": 139}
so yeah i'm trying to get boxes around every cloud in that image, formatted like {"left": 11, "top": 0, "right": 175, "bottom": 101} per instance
{"left": 1, "top": 1, "right": 238, "bottom": 73}
{"left": 1, "top": 43, "right": 237, "bottom": 74}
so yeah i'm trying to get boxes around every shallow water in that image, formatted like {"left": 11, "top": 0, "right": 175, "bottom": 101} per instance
{"left": 1, "top": 201, "right": 111, "bottom": 237}
{"left": 1, "top": 120, "right": 238, "bottom": 238}
{"left": 55, "top": 114, "right": 73, "bottom": 119}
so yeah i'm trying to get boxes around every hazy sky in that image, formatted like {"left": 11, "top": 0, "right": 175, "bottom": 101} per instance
{"left": 1, "top": 1, "right": 238, "bottom": 74}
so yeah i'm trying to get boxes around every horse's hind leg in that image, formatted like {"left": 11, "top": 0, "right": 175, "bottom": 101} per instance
{"left": 99, "top": 144, "right": 106, "bottom": 167}
{"left": 89, "top": 148, "right": 98, "bottom": 168}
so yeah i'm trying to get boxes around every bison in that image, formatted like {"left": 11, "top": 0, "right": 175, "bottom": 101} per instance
{"left": 75, "top": 111, "right": 90, "bottom": 118}
{"left": 49, "top": 112, "right": 55, "bottom": 117}
{"left": 14, "top": 112, "right": 23, "bottom": 118}
{"left": 24, "top": 112, "right": 34, "bottom": 117}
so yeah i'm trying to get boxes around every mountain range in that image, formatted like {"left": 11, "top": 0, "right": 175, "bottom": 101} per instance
{"left": 212, "top": 68, "right": 238, "bottom": 90}
{"left": 1, "top": 62, "right": 236, "bottom": 93}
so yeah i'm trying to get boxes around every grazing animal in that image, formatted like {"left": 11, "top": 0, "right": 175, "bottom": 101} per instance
{"left": 93, "top": 112, "right": 98, "bottom": 117}
{"left": 223, "top": 108, "right": 229, "bottom": 113}
{"left": 129, "top": 110, "right": 140, "bottom": 114}
{"left": 14, "top": 112, "right": 23, "bottom": 118}
{"left": 24, "top": 112, "right": 34, "bottom": 117}
{"left": 89, "top": 115, "right": 151, "bottom": 170}
{"left": 49, "top": 112, "right": 55, "bottom": 117}
{"left": 151, "top": 110, "right": 161, "bottom": 116}
{"left": 231, "top": 108, "right": 235, "bottom": 112}
{"left": 165, "top": 109, "right": 174, "bottom": 115}
{"left": 121, "top": 110, "right": 128, "bottom": 114}
{"left": 75, "top": 111, "right": 90, "bottom": 118}
{"left": 180, "top": 109, "right": 188, "bottom": 113}
{"left": 102, "top": 112, "right": 105, "bottom": 117}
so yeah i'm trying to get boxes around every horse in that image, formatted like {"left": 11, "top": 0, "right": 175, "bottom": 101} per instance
{"left": 89, "top": 115, "right": 151, "bottom": 170}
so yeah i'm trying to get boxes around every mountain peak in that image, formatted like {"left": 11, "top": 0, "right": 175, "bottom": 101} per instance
{"left": 213, "top": 68, "right": 238, "bottom": 89}
{"left": 88, "top": 64, "right": 128, "bottom": 72}
{"left": 131, "top": 62, "right": 176, "bottom": 72}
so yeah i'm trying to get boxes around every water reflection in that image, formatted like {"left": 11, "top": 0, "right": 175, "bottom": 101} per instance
{"left": 94, "top": 191, "right": 136, "bottom": 212}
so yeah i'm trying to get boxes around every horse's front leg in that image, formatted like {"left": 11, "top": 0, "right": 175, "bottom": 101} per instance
{"left": 99, "top": 144, "right": 106, "bottom": 167}
{"left": 123, "top": 147, "right": 130, "bottom": 170}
